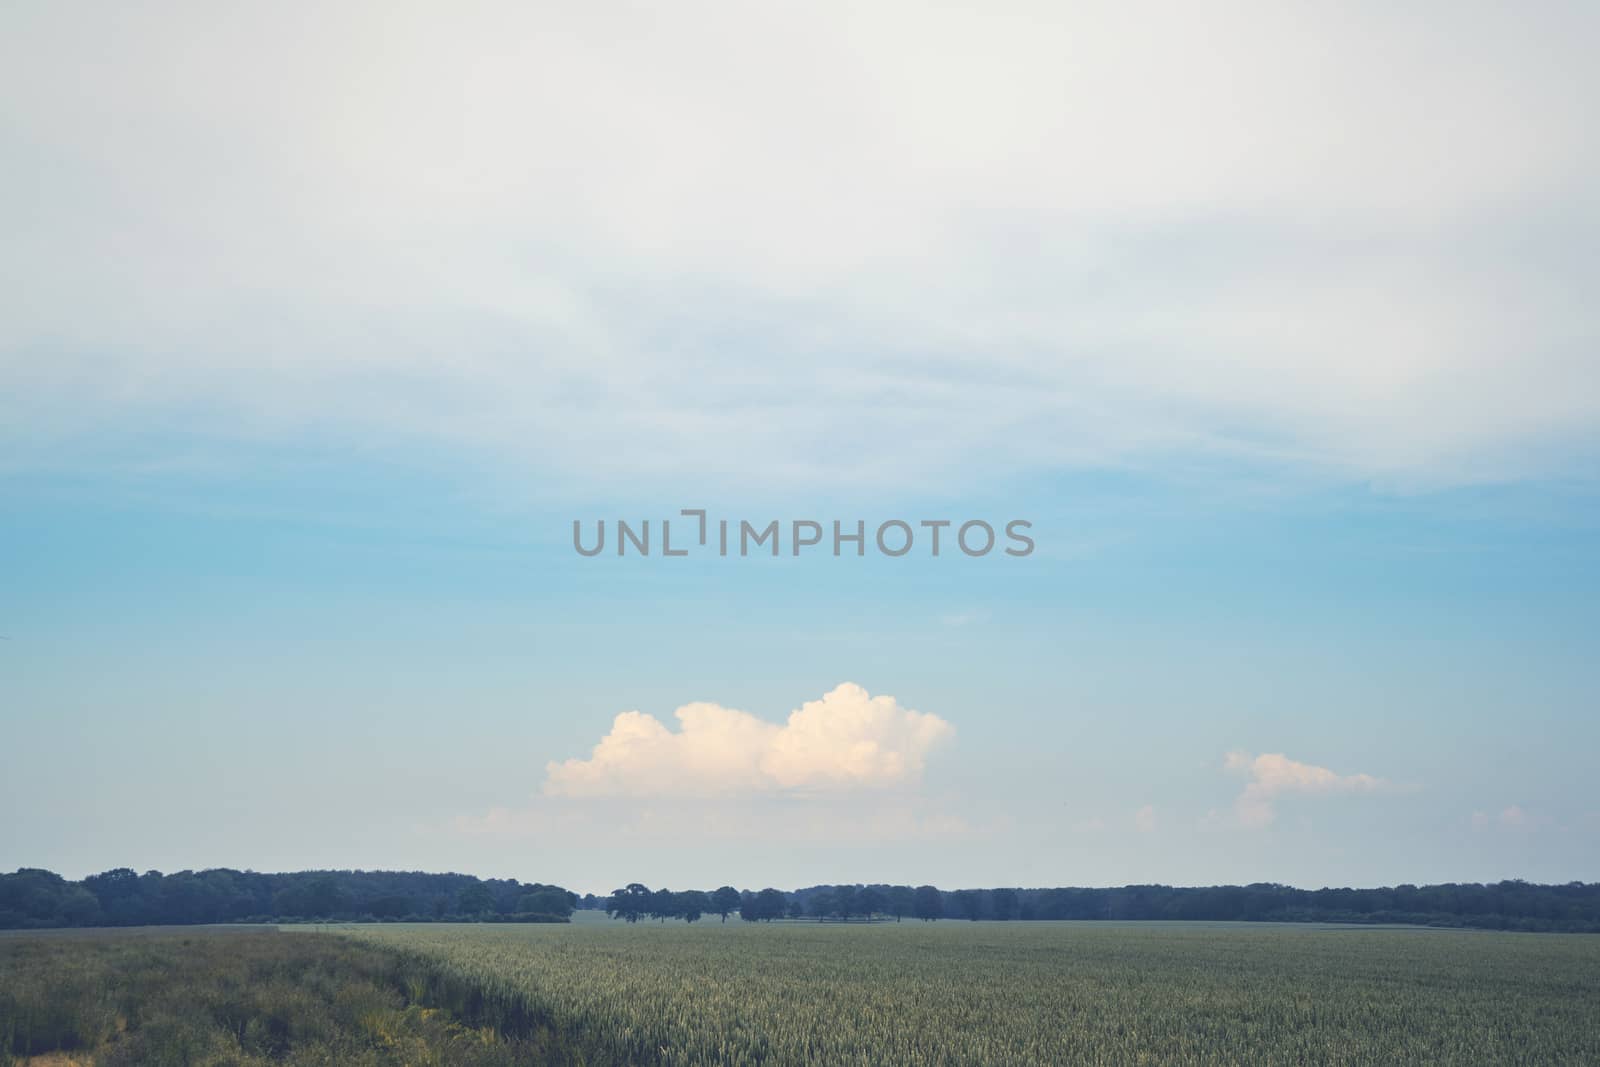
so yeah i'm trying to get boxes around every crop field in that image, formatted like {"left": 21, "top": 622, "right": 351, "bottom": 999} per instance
{"left": 343, "top": 917, "right": 1600, "bottom": 1066}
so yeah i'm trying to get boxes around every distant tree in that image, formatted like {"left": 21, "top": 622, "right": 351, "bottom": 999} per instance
{"left": 83, "top": 868, "right": 140, "bottom": 923}
{"left": 834, "top": 885, "right": 860, "bottom": 920}
{"left": 13, "top": 867, "right": 1600, "bottom": 934}
{"left": 0, "top": 869, "right": 584, "bottom": 930}
{"left": 270, "top": 876, "right": 347, "bottom": 919}
{"left": 56, "top": 887, "right": 102, "bottom": 925}
{"left": 676, "top": 890, "right": 710, "bottom": 923}
{"left": 369, "top": 895, "right": 413, "bottom": 919}
{"left": 858, "top": 887, "right": 887, "bottom": 919}
{"left": 754, "top": 888, "right": 787, "bottom": 922}
{"left": 517, "top": 888, "right": 574, "bottom": 917}
{"left": 711, "top": 886, "right": 740, "bottom": 923}
{"left": 456, "top": 883, "right": 495, "bottom": 917}
{"left": 809, "top": 890, "right": 837, "bottom": 919}
{"left": 787, "top": 899, "right": 805, "bottom": 919}
{"left": 648, "top": 887, "right": 679, "bottom": 922}
{"left": 83, "top": 867, "right": 139, "bottom": 898}
{"left": 953, "top": 889, "right": 985, "bottom": 921}
{"left": 606, "top": 883, "right": 651, "bottom": 923}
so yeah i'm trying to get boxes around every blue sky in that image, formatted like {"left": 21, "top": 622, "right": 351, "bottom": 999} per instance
{"left": 2, "top": 0, "right": 1598, "bottom": 892}
{"left": 5, "top": 455, "right": 1595, "bottom": 890}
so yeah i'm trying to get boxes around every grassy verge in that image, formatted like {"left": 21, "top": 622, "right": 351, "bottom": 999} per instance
{"left": 0, "top": 927, "right": 582, "bottom": 1065}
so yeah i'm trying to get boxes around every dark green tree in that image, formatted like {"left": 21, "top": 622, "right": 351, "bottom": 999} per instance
{"left": 517, "top": 888, "right": 573, "bottom": 916}
{"left": 858, "top": 887, "right": 887, "bottom": 919}
{"left": 56, "top": 887, "right": 102, "bottom": 925}
{"left": 953, "top": 889, "right": 985, "bottom": 921}
{"left": 369, "top": 895, "right": 413, "bottom": 919}
{"left": 676, "top": 890, "right": 710, "bottom": 922}
{"left": 711, "top": 886, "right": 740, "bottom": 922}
{"left": 754, "top": 888, "right": 787, "bottom": 921}
{"left": 648, "top": 887, "right": 679, "bottom": 922}
{"left": 606, "top": 883, "right": 651, "bottom": 923}
{"left": 456, "top": 883, "right": 494, "bottom": 917}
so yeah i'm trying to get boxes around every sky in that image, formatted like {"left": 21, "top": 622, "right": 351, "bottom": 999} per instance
{"left": 2, "top": 0, "right": 1597, "bottom": 894}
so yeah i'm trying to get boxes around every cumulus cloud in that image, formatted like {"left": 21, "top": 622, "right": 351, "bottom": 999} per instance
{"left": 544, "top": 683, "right": 954, "bottom": 797}
{"left": 1224, "top": 751, "right": 1388, "bottom": 828}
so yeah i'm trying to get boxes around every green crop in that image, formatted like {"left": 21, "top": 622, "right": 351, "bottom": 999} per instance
{"left": 341, "top": 918, "right": 1600, "bottom": 1065}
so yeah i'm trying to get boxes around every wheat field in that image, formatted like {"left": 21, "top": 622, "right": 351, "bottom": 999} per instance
{"left": 342, "top": 917, "right": 1600, "bottom": 1065}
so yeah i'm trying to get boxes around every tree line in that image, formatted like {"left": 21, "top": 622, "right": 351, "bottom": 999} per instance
{"left": 599, "top": 883, "right": 948, "bottom": 923}
{"left": 6, "top": 868, "right": 1597, "bottom": 932}
{"left": 594, "top": 880, "right": 1600, "bottom": 932}
{"left": 0, "top": 868, "right": 576, "bottom": 930}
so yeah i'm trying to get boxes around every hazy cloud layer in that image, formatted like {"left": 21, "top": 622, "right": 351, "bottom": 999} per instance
{"left": 1224, "top": 751, "right": 1388, "bottom": 827}
{"left": 544, "top": 683, "right": 954, "bottom": 797}
{"left": 3, "top": 2, "right": 1597, "bottom": 487}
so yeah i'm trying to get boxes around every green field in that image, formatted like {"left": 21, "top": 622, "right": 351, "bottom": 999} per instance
{"left": 344, "top": 916, "right": 1600, "bottom": 1066}
{"left": 5, "top": 919, "right": 1598, "bottom": 1065}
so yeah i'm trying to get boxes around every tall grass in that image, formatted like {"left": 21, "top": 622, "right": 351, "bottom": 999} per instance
{"left": 0, "top": 927, "right": 568, "bottom": 1065}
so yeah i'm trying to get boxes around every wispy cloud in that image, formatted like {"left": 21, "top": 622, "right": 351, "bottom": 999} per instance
{"left": 1472, "top": 805, "right": 1544, "bottom": 833}
{"left": 1224, "top": 751, "right": 1393, "bottom": 828}
{"left": 2, "top": 3, "right": 1596, "bottom": 489}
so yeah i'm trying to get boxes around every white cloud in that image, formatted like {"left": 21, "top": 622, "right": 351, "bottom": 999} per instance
{"left": 2, "top": 2, "right": 1597, "bottom": 488}
{"left": 1133, "top": 804, "right": 1157, "bottom": 833}
{"left": 544, "top": 683, "right": 953, "bottom": 797}
{"left": 1224, "top": 751, "right": 1389, "bottom": 828}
